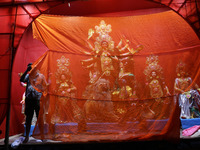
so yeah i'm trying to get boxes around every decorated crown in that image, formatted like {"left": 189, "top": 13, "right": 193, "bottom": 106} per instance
{"left": 146, "top": 54, "right": 159, "bottom": 65}
{"left": 144, "top": 54, "right": 163, "bottom": 80}
{"left": 95, "top": 20, "right": 112, "bottom": 35}
{"left": 176, "top": 61, "right": 186, "bottom": 73}
{"left": 88, "top": 20, "right": 114, "bottom": 52}
{"left": 57, "top": 55, "right": 70, "bottom": 68}
{"left": 55, "top": 56, "right": 72, "bottom": 83}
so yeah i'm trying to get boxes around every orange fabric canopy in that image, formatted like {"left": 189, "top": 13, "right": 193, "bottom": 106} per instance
{"left": 30, "top": 10, "right": 200, "bottom": 142}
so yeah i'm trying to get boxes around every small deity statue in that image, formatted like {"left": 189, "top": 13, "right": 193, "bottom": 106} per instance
{"left": 52, "top": 56, "right": 77, "bottom": 123}
{"left": 55, "top": 56, "right": 76, "bottom": 98}
{"left": 144, "top": 54, "right": 170, "bottom": 119}
{"left": 112, "top": 57, "right": 138, "bottom": 116}
{"left": 117, "top": 57, "right": 138, "bottom": 100}
{"left": 144, "top": 55, "right": 170, "bottom": 99}
{"left": 174, "top": 61, "right": 200, "bottom": 119}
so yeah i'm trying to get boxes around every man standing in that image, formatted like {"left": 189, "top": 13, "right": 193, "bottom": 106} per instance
{"left": 20, "top": 63, "right": 42, "bottom": 143}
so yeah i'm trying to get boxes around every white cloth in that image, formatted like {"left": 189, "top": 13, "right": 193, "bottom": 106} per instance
{"left": 179, "top": 94, "right": 191, "bottom": 119}
{"left": 11, "top": 137, "right": 25, "bottom": 149}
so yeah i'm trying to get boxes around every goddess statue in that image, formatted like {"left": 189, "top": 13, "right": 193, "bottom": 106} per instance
{"left": 143, "top": 55, "right": 170, "bottom": 119}
{"left": 51, "top": 56, "right": 78, "bottom": 123}
{"left": 174, "top": 61, "right": 200, "bottom": 119}
{"left": 112, "top": 57, "right": 138, "bottom": 116}
{"left": 81, "top": 20, "right": 142, "bottom": 87}
{"left": 81, "top": 20, "right": 142, "bottom": 122}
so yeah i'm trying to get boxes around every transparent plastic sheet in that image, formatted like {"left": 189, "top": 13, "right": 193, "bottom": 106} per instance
{"left": 29, "top": 11, "right": 200, "bottom": 142}
{"left": 32, "top": 94, "right": 179, "bottom": 142}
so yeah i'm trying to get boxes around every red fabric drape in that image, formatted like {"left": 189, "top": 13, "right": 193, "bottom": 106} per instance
{"left": 7, "top": 26, "right": 48, "bottom": 138}
{"left": 29, "top": 10, "right": 199, "bottom": 142}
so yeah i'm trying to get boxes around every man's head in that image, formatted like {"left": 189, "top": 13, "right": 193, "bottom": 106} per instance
{"left": 27, "top": 63, "right": 32, "bottom": 67}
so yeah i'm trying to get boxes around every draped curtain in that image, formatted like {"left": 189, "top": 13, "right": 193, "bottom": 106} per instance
{"left": 30, "top": 10, "right": 200, "bottom": 142}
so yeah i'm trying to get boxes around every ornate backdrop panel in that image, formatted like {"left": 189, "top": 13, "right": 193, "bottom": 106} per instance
{"left": 30, "top": 10, "right": 200, "bottom": 142}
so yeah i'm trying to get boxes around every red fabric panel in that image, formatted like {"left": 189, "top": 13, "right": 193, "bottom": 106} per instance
{"left": 0, "top": 15, "right": 15, "bottom": 34}
{"left": 0, "top": 70, "right": 9, "bottom": 123}
{"left": 8, "top": 25, "right": 48, "bottom": 137}
{"left": 0, "top": 35, "right": 11, "bottom": 136}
